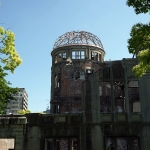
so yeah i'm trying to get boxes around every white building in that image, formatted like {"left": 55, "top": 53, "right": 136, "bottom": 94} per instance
{"left": 6, "top": 88, "right": 28, "bottom": 115}
{"left": 43, "top": 106, "right": 50, "bottom": 114}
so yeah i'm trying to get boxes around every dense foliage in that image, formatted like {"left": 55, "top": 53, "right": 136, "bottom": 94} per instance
{"left": 132, "top": 50, "right": 150, "bottom": 77}
{"left": 128, "top": 23, "right": 150, "bottom": 55}
{"left": 0, "top": 66, "right": 18, "bottom": 113}
{"left": 0, "top": 26, "right": 22, "bottom": 73}
{"left": 0, "top": 26, "right": 22, "bottom": 113}
{"left": 126, "top": 0, "right": 150, "bottom": 14}
{"left": 127, "top": 0, "right": 150, "bottom": 78}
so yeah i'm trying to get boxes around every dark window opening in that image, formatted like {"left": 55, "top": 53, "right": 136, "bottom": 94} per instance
{"left": 128, "top": 87, "right": 140, "bottom": 112}
{"left": 71, "top": 73, "right": 74, "bottom": 79}
{"left": 46, "top": 138, "right": 77, "bottom": 150}
{"left": 74, "top": 71, "right": 80, "bottom": 80}
{"left": 107, "top": 148, "right": 114, "bottom": 150}
{"left": 55, "top": 74, "right": 61, "bottom": 88}
{"left": 100, "top": 82, "right": 111, "bottom": 112}
{"left": 58, "top": 53, "right": 62, "bottom": 58}
{"left": 106, "top": 137, "right": 139, "bottom": 150}
{"left": 99, "top": 53, "right": 102, "bottom": 61}
{"left": 54, "top": 75, "right": 58, "bottom": 88}
{"left": 115, "top": 97, "right": 125, "bottom": 113}
{"left": 46, "top": 138, "right": 53, "bottom": 150}
{"left": 53, "top": 105, "right": 60, "bottom": 114}
{"left": 91, "top": 52, "right": 98, "bottom": 61}
{"left": 55, "top": 52, "right": 66, "bottom": 63}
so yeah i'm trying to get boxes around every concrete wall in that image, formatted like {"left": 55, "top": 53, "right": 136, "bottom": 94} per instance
{"left": 0, "top": 116, "right": 26, "bottom": 150}
{"left": 139, "top": 73, "right": 150, "bottom": 150}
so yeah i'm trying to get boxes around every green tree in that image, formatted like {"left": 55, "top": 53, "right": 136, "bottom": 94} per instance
{"left": 126, "top": 0, "right": 150, "bottom": 14}
{"left": 0, "top": 66, "right": 18, "bottom": 113}
{"left": 0, "top": 26, "right": 22, "bottom": 113}
{"left": 132, "top": 49, "right": 150, "bottom": 77}
{"left": 128, "top": 23, "right": 150, "bottom": 56}
{"left": 0, "top": 26, "right": 22, "bottom": 73}
{"left": 127, "top": 0, "right": 150, "bottom": 78}
{"left": 18, "top": 109, "right": 31, "bottom": 114}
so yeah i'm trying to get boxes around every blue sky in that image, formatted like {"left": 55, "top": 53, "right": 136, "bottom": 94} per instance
{"left": 0, "top": 0, "right": 149, "bottom": 112}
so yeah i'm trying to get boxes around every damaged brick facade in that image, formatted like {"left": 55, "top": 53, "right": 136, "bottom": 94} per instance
{"left": 50, "top": 41, "right": 105, "bottom": 114}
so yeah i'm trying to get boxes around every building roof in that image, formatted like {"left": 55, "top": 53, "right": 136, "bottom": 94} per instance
{"left": 53, "top": 31, "right": 104, "bottom": 50}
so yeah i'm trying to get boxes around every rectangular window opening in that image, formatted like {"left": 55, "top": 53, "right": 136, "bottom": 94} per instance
{"left": 72, "top": 51, "right": 76, "bottom": 59}
{"left": 106, "top": 137, "right": 140, "bottom": 150}
{"left": 91, "top": 52, "right": 98, "bottom": 61}
{"left": 62, "top": 52, "right": 67, "bottom": 60}
{"left": 45, "top": 138, "right": 78, "bottom": 150}
{"left": 81, "top": 51, "right": 85, "bottom": 59}
{"left": 72, "top": 50, "right": 85, "bottom": 59}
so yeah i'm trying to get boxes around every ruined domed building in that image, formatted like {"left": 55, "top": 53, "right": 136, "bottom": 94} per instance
{"left": 0, "top": 31, "right": 150, "bottom": 150}
{"left": 50, "top": 31, "right": 105, "bottom": 114}
{"left": 49, "top": 31, "right": 141, "bottom": 149}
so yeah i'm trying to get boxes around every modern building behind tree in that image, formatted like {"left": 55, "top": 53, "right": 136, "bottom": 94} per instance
{"left": 5, "top": 88, "right": 28, "bottom": 115}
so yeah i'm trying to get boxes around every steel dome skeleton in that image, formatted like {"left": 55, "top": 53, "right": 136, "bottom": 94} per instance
{"left": 53, "top": 31, "right": 104, "bottom": 50}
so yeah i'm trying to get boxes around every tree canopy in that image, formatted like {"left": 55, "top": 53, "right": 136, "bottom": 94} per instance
{"left": 126, "top": 0, "right": 150, "bottom": 14}
{"left": 128, "top": 22, "right": 150, "bottom": 56}
{"left": 132, "top": 49, "right": 150, "bottom": 78}
{"left": 0, "top": 26, "right": 22, "bottom": 113}
{"left": 0, "top": 26, "right": 22, "bottom": 73}
{"left": 127, "top": 0, "right": 150, "bottom": 78}
{"left": 128, "top": 23, "right": 150, "bottom": 78}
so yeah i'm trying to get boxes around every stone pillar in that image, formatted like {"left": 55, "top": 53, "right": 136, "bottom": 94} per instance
{"left": 139, "top": 73, "right": 150, "bottom": 122}
{"left": 139, "top": 73, "right": 150, "bottom": 150}
{"left": 124, "top": 66, "right": 130, "bottom": 121}
{"left": 122, "top": 59, "right": 130, "bottom": 121}
{"left": 82, "top": 78, "right": 91, "bottom": 150}
{"left": 89, "top": 74, "right": 100, "bottom": 123}
{"left": 15, "top": 136, "right": 24, "bottom": 150}
{"left": 89, "top": 74, "right": 103, "bottom": 150}
{"left": 24, "top": 126, "right": 41, "bottom": 150}
{"left": 82, "top": 73, "right": 103, "bottom": 150}
{"left": 110, "top": 63, "right": 115, "bottom": 121}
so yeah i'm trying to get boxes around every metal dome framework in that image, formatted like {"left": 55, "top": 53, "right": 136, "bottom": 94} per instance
{"left": 53, "top": 31, "right": 104, "bottom": 50}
